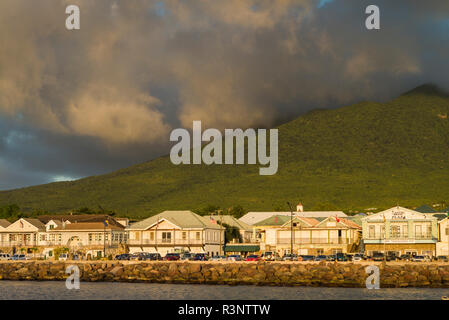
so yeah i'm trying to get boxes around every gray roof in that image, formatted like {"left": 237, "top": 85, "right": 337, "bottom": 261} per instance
{"left": 0, "top": 219, "right": 11, "bottom": 228}
{"left": 127, "top": 211, "right": 221, "bottom": 230}
{"left": 23, "top": 218, "right": 46, "bottom": 230}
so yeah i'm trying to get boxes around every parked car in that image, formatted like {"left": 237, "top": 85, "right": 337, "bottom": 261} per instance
{"left": 210, "top": 255, "right": 226, "bottom": 261}
{"left": 412, "top": 255, "right": 425, "bottom": 262}
{"left": 314, "top": 255, "right": 327, "bottom": 262}
{"left": 72, "top": 254, "right": 80, "bottom": 261}
{"left": 130, "top": 253, "right": 141, "bottom": 261}
{"left": 300, "top": 255, "right": 315, "bottom": 261}
{"left": 399, "top": 254, "right": 412, "bottom": 261}
{"left": 353, "top": 254, "right": 363, "bottom": 262}
{"left": 423, "top": 255, "right": 433, "bottom": 262}
{"left": 137, "top": 252, "right": 152, "bottom": 261}
{"left": 11, "top": 254, "right": 26, "bottom": 261}
{"left": 0, "top": 253, "right": 11, "bottom": 261}
{"left": 58, "top": 253, "right": 68, "bottom": 261}
{"left": 386, "top": 253, "right": 399, "bottom": 262}
{"left": 336, "top": 253, "right": 348, "bottom": 261}
{"left": 245, "top": 255, "right": 261, "bottom": 262}
{"left": 372, "top": 253, "right": 385, "bottom": 261}
{"left": 436, "top": 255, "right": 449, "bottom": 262}
{"left": 164, "top": 253, "right": 181, "bottom": 261}
{"left": 193, "top": 253, "right": 208, "bottom": 261}
{"left": 227, "top": 255, "right": 242, "bottom": 261}
{"left": 326, "top": 255, "right": 336, "bottom": 261}
{"left": 261, "top": 251, "right": 280, "bottom": 261}
{"left": 282, "top": 254, "right": 297, "bottom": 261}
{"left": 180, "top": 253, "right": 194, "bottom": 261}
{"left": 114, "top": 253, "right": 131, "bottom": 261}
{"left": 147, "top": 253, "right": 162, "bottom": 261}
{"left": 345, "top": 254, "right": 354, "bottom": 261}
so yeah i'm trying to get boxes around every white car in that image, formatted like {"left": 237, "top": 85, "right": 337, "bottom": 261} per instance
{"left": 58, "top": 253, "right": 68, "bottom": 261}
{"left": 412, "top": 255, "right": 425, "bottom": 262}
{"left": 353, "top": 254, "right": 363, "bottom": 262}
{"left": 0, "top": 253, "right": 10, "bottom": 260}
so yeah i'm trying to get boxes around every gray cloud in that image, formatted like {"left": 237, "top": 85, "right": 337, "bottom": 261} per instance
{"left": 0, "top": 0, "right": 448, "bottom": 189}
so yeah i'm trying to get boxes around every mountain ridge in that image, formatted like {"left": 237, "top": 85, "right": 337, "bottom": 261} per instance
{"left": 1, "top": 84, "right": 449, "bottom": 218}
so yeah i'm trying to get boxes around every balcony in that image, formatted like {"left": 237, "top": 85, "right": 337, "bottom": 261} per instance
{"left": 276, "top": 238, "right": 350, "bottom": 245}
{"left": 365, "top": 234, "right": 435, "bottom": 241}
{"left": 128, "top": 239, "right": 203, "bottom": 246}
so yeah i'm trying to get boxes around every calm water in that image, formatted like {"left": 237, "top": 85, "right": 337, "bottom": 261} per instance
{"left": 0, "top": 281, "right": 448, "bottom": 300}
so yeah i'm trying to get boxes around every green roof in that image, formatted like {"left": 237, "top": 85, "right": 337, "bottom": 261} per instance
{"left": 254, "top": 215, "right": 291, "bottom": 226}
{"left": 128, "top": 211, "right": 221, "bottom": 230}
{"left": 415, "top": 205, "right": 436, "bottom": 213}
{"left": 224, "top": 245, "right": 260, "bottom": 252}
{"left": 345, "top": 216, "right": 363, "bottom": 226}
{"left": 431, "top": 213, "right": 448, "bottom": 221}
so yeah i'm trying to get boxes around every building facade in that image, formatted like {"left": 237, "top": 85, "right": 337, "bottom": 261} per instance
{"left": 127, "top": 211, "right": 225, "bottom": 256}
{"left": 436, "top": 217, "right": 449, "bottom": 256}
{"left": 362, "top": 206, "right": 438, "bottom": 256}
{"left": 0, "top": 216, "right": 127, "bottom": 257}
{"left": 260, "top": 216, "right": 362, "bottom": 255}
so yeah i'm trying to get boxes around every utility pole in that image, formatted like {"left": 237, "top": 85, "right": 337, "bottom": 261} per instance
{"left": 103, "top": 222, "right": 106, "bottom": 258}
{"left": 287, "top": 202, "right": 294, "bottom": 256}
{"left": 218, "top": 209, "right": 223, "bottom": 256}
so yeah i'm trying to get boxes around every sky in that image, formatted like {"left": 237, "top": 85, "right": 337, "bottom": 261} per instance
{"left": 0, "top": 0, "right": 448, "bottom": 190}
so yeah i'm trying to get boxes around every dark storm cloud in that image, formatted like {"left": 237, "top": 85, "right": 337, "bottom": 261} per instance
{"left": 0, "top": 0, "right": 448, "bottom": 190}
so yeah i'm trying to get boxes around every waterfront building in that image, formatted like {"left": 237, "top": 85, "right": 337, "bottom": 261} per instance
{"left": 260, "top": 216, "right": 361, "bottom": 255}
{"left": 0, "top": 215, "right": 127, "bottom": 257}
{"left": 239, "top": 203, "right": 347, "bottom": 226}
{"left": 362, "top": 206, "right": 438, "bottom": 256}
{"left": 436, "top": 217, "right": 449, "bottom": 256}
{"left": 126, "top": 210, "right": 225, "bottom": 256}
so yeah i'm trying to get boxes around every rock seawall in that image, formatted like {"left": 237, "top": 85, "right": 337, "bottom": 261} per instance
{"left": 1, "top": 261, "right": 449, "bottom": 288}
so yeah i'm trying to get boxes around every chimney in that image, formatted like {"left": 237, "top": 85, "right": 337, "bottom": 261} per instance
{"left": 296, "top": 202, "right": 303, "bottom": 212}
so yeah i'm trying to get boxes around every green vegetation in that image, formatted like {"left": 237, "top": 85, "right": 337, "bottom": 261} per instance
{"left": 222, "top": 223, "right": 242, "bottom": 243}
{"left": 1, "top": 84, "right": 449, "bottom": 218}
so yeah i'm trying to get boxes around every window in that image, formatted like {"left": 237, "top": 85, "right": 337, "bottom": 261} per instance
{"left": 426, "top": 223, "right": 432, "bottom": 237}
{"left": 196, "top": 232, "right": 201, "bottom": 240}
{"left": 162, "top": 232, "right": 172, "bottom": 243}
{"left": 415, "top": 225, "right": 422, "bottom": 238}
{"left": 150, "top": 232, "right": 155, "bottom": 241}
{"left": 182, "top": 232, "right": 187, "bottom": 240}
{"left": 391, "top": 225, "right": 400, "bottom": 238}
{"left": 369, "top": 225, "right": 375, "bottom": 238}
{"left": 89, "top": 233, "right": 93, "bottom": 242}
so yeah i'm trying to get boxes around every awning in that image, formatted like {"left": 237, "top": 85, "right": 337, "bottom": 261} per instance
{"left": 224, "top": 245, "right": 260, "bottom": 252}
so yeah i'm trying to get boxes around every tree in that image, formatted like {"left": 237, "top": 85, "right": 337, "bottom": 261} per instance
{"left": 221, "top": 223, "right": 242, "bottom": 243}
{"left": 229, "top": 205, "right": 245, "bottom": 219}
{"left": 0, "top": 204, "right": 20, "bottom": 219}
{"left": 195, "top": 204, "right": 221, "bottom": 216}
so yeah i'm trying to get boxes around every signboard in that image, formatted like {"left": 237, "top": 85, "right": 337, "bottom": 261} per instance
{"left": 391, "top": 211, "right": 406, "bottom": 220}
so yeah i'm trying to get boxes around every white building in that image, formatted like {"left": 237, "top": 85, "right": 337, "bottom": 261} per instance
{"left": 437, "top": 217, "right": 449, "bottom": 256}
{"left": 127, "top": 211, "right": 225, "bottom": 256}
{"left": 239, "top": 205, "right": 347, "bottom": 226}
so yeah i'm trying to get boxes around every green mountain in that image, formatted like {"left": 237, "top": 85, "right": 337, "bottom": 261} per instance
{"left": 2, "top": 84, "right": 449, "bottom": 218}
